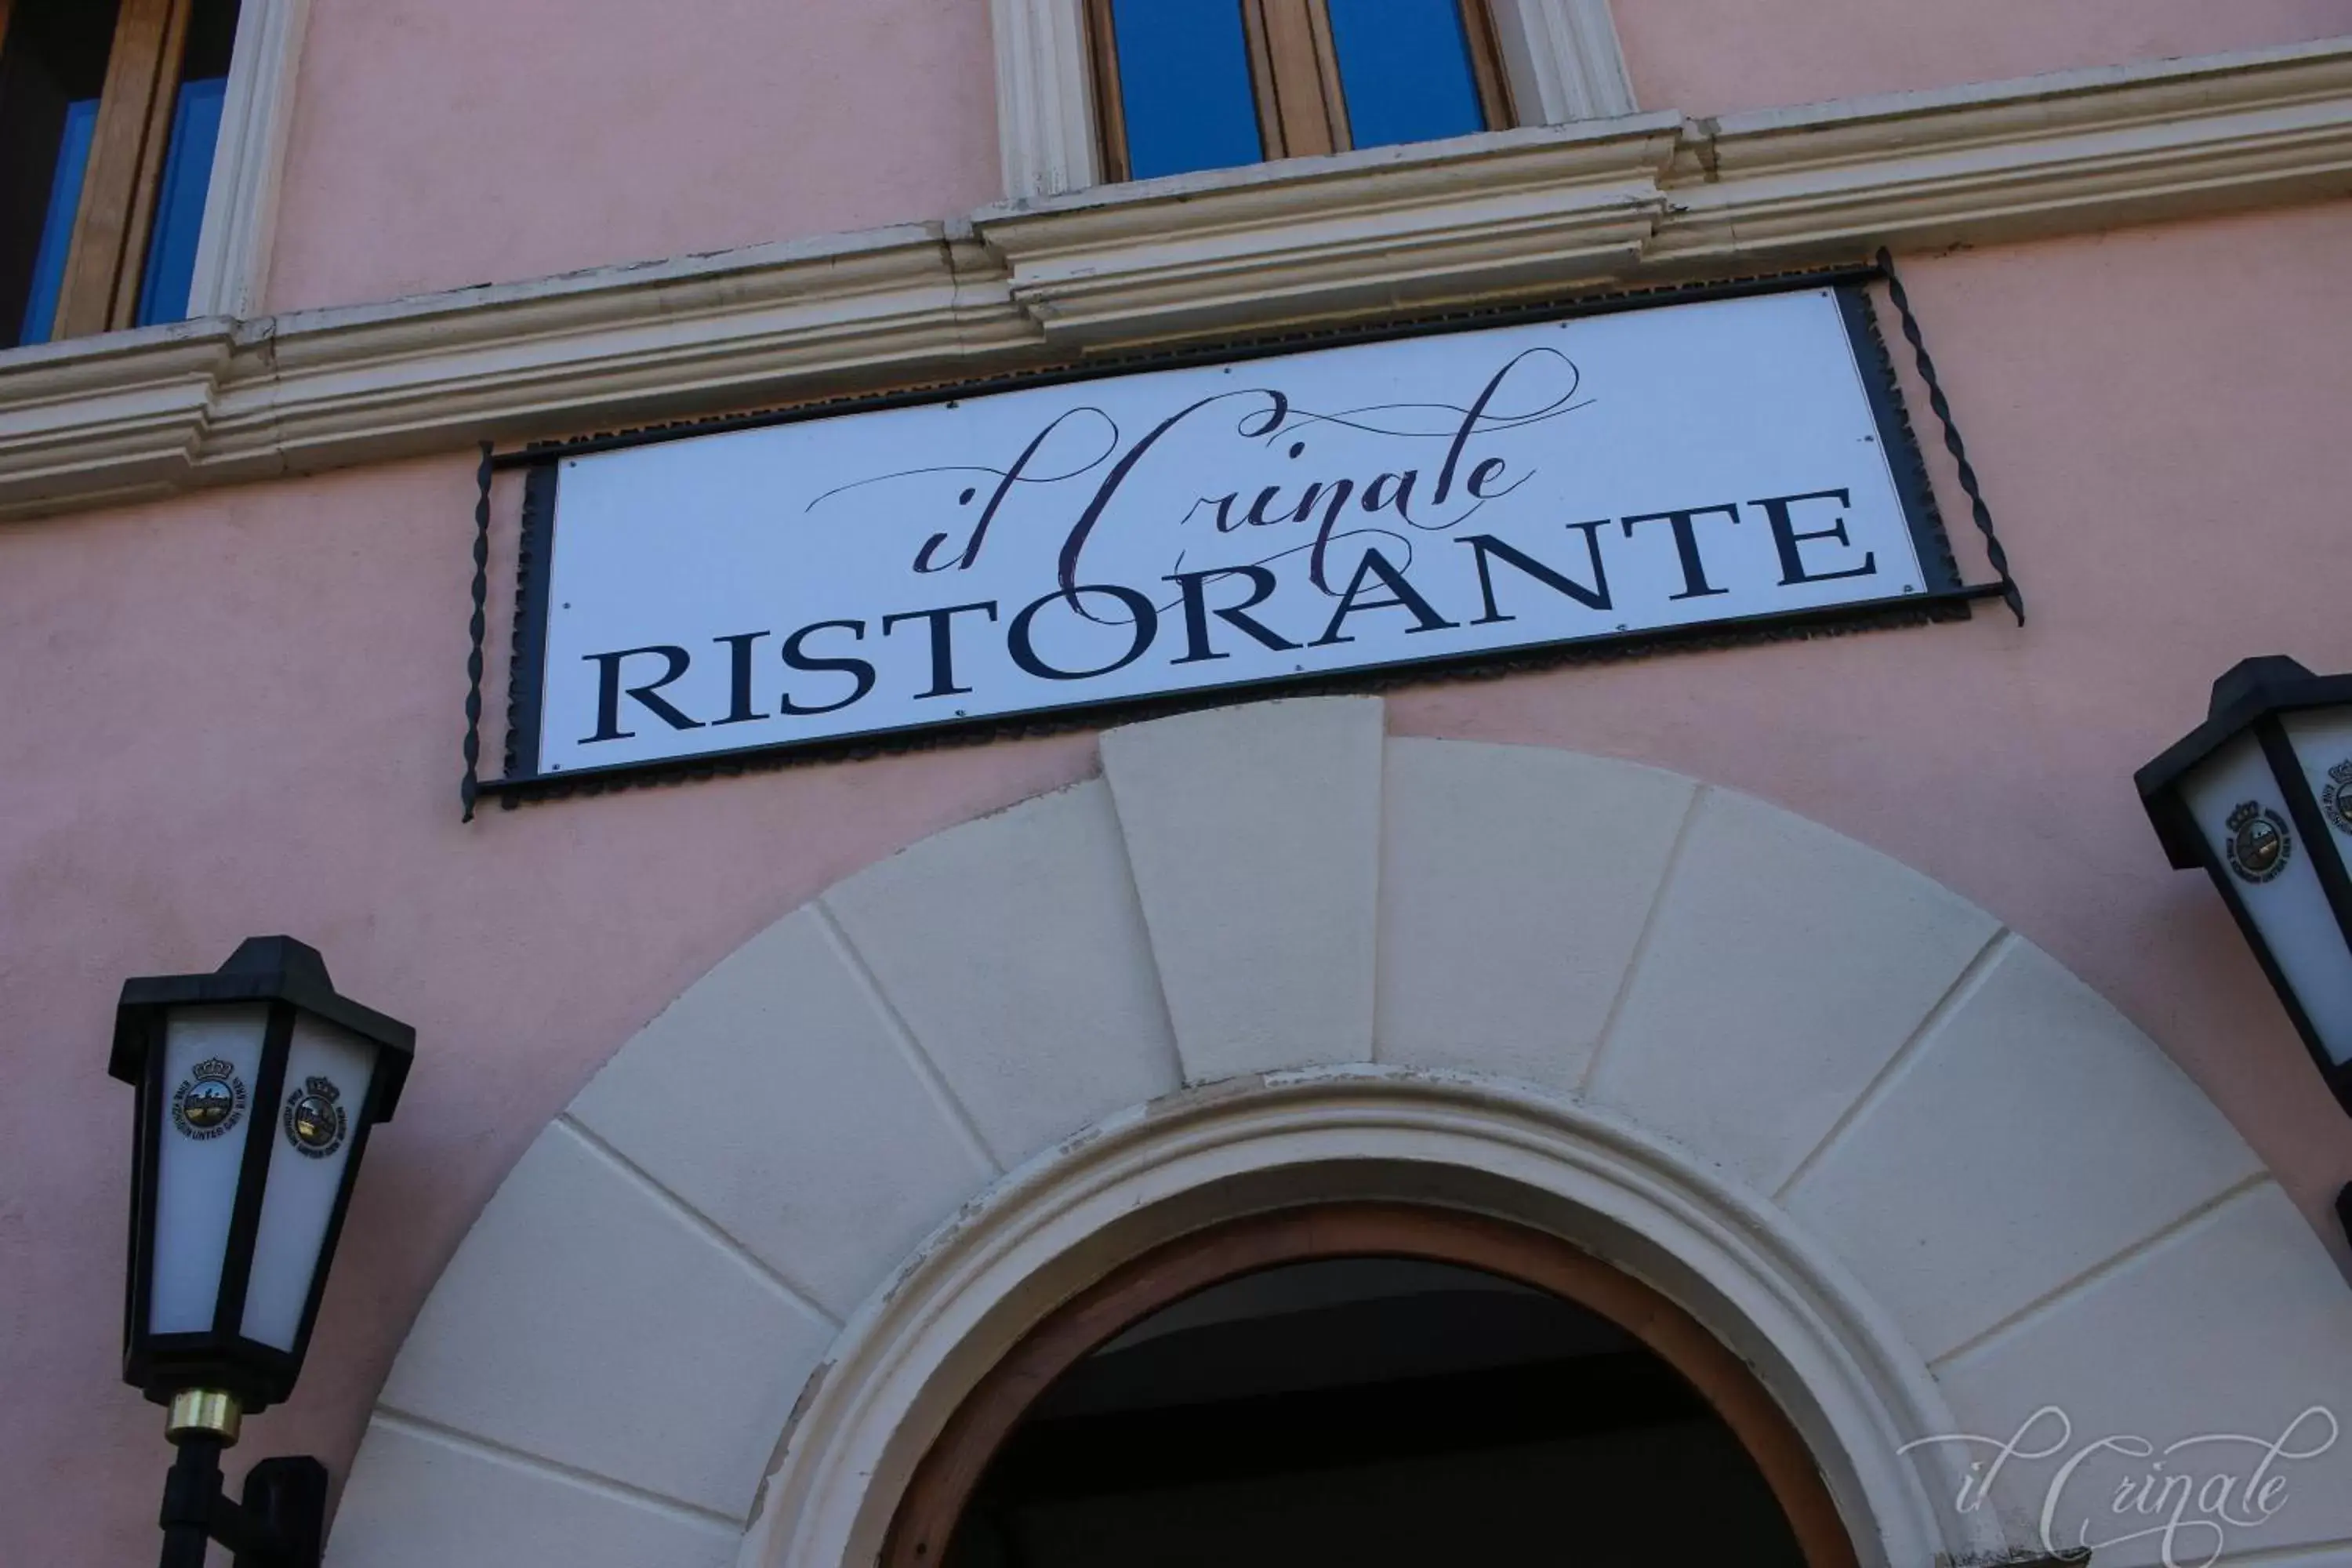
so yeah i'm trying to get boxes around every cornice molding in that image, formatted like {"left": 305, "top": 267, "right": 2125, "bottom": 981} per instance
{"left": 977, "top": 113, "right": 1686, "bottom": 343}
{"left": 1659, "top": 38, "right": 2352, "bottom": 261}
{"left": 3, "top": 37, "right": 2350, "bottom": 521}
{"left": 203, "top": 226, "right": 1032, "bottom": 484}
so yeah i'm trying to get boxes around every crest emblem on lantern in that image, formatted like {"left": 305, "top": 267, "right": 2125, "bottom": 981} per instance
{"left": 2323, "top": 759, "right": 2352, "bottom": 837}
{"left": 2225, "top": 800, "right": 2293, "bottom": 884}
{"left": 170, "top": 1058, "right": 249, "bottom": 1140}
{"left": 282, "top": 1076, "right": 348, "bottom": 1159}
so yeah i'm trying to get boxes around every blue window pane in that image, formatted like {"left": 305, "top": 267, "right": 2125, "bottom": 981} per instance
{"left": 1326, "top": 0, "right": 1487, "bottom": 151}
{"left": 20, "top": 98, "right": 100, "bottom": 347}
{"left": 1110, "top": 0, "right": 1263, "bottom": 180}
{"left": 136, "top": 76, "right": 229, "bottom": 327}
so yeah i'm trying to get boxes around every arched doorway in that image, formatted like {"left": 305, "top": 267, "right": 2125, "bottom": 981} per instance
{"left": 328, "top": 701, "right": 2352, "bottom": 1568}
{"left": 887, "top": 1206, "right": 1853, "bottom": 1568}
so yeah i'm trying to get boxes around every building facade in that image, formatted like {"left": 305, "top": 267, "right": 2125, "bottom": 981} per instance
{"left": 5, "top": 2, "right": 2352, "bottom": 1565}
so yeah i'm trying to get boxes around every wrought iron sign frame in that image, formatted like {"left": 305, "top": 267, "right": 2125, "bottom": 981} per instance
{"left": 460, "top": 256, "right": 2021, "bottom": 817}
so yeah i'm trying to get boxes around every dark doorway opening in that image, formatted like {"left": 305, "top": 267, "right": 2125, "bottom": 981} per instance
{"left": 889, "top": 1206, "right": 1850, "bottom": 1568}
{"left": 948, "top": 1256, "right": 1807, "bottom": 1567}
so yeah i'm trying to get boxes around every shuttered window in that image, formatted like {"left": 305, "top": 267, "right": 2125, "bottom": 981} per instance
{"left": 1087, "top": 0, "right": 1512, "bottom": 183}
{"left": 0, "top": 0, "right": 240, "bottom": 347}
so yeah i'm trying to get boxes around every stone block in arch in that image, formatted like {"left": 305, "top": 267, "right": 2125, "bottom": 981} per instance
{"left": 328, "top": 698, "right": 2352, "bottom": 1568}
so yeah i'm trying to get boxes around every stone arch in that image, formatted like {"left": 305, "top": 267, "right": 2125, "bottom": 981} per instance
{"left": 328, "top": 697, "right": 2352, "bottom": 1568}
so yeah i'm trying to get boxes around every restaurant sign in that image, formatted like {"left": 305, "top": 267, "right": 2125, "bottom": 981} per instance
{"left": 504, "top": 285, "right": 1960, "bottom": 783}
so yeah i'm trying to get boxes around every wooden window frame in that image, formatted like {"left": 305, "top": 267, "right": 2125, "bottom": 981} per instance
{"left": 1087, "top": 0, "right": 1515, "bottom": 183}
{"left": 45, "top": 0, "right": 191, "bottom": 337}
{"left": 880, "top": 1202, "right": 1858, "bottom": 1568}
{"left": 0, "top": 0, "right": 270, "bottom": 341}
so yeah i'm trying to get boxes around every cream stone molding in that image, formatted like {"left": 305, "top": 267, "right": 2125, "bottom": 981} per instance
{"left": 0, "top": 224, "right": 1033, "bottom": 516}
{"left": 201, "top": 225, "right": 1030, "bottom": 481}
{"left": 991, "top": 0, "right": 1102, "bottom": 200}
{"left": 735, "top": 1071, "right": 1979, "bottom": 1568}
{"left": 1494, "top": 0, "right": 1639, "bottom": 124}
{"left": 5, "top": 37, "right": 2352, "bottom": 521}
{"left": 185, "top": 0, "right": 311, "bottom": 319}
{"left": 978, "top": 112, "right": 1684, "bottom": 343}
{"left": 1655, "top": 39, "right": 2352, "bottom": 264}
{"left": 323, "top": 699, "right": 2352, "bottom": 1568}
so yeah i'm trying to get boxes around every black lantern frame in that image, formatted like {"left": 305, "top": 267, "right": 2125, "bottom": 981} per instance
{"left": 111, "top": 935, "right": 414, "bottom": 1412}
{"left": 2137, "top": 655, "right": 2352, "bottom": 1120}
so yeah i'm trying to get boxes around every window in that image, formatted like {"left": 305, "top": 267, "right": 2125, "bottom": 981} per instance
{"left": 0, "top": 0, "right": 241, "bottom": 347}
{"left": 1087, "top": 0, "right": 1514, "bottom": 181}
{"left": 989, "top": 0, "right": 1634, "bottom": 199}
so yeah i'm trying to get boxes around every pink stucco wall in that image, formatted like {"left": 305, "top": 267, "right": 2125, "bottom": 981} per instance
{"left": 256, "top": 0, "right": 2352, "bottom": 319}
{"left": 1615, "top": 0, "right": 2352, "bottom": 118}
{"left": 262, "top": 0, "right": 1004, "bottom": 313}
{"left": 5, "top": 198, "right": 2350, "bottom": 1566}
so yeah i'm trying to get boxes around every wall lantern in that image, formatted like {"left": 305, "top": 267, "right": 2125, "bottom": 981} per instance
{"left": 2138, "top": 656, "right": 2352, "bottom": 1121}
{"left": 110, "top": 936, "right": 414, "bottom": 1568}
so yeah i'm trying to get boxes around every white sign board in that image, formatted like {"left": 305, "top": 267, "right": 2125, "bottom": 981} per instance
{"left": 515, "top": 286, "right": 1952, "bottom": 780}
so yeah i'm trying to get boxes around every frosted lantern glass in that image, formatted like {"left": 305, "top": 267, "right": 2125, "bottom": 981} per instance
{"left": 2282, "top": 706, "right": 2352, "bottom": 896}
{"left": 149, "top": 1004, "right": 270, "bottom": 1334}
{"left": 2182, "top": 735, "right": 2352, "bottom": 1065}
{"left": 240, "top": 1014, "right": 377, "bottom": 1351}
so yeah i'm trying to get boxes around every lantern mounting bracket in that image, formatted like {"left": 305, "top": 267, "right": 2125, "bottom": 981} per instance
{"left": 158, "top": 1441, "right": 324, "bottom": 1568}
